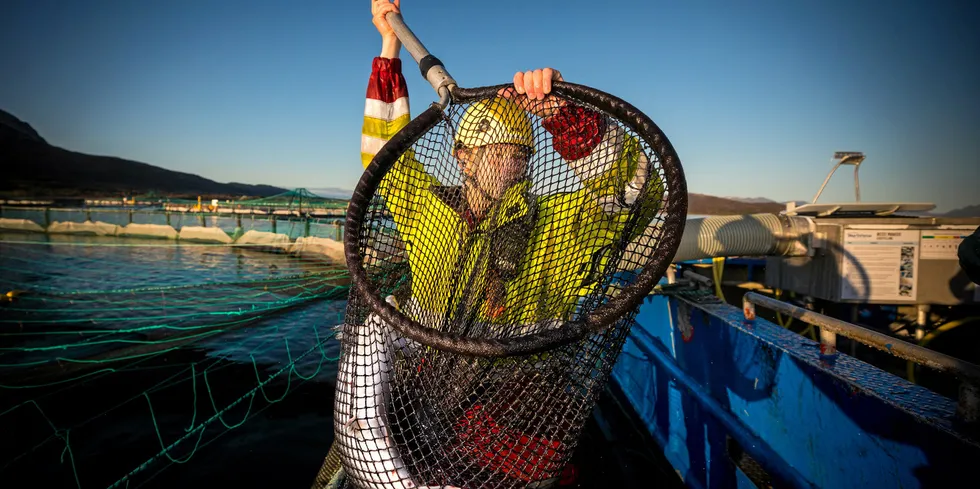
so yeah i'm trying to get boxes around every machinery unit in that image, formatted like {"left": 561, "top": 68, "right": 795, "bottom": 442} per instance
{"left": 764, "top": 151, "right": 979, "bottom": 306}
{"left": 765, "top": 214, "right": 980, "bottom": 305}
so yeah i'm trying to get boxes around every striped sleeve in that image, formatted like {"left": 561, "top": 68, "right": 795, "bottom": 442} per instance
{"left": 358, "top": 57, "right": 438, "bottom": 247}
{"left": 361, "top": 57, "right": 412, "bottom": 168}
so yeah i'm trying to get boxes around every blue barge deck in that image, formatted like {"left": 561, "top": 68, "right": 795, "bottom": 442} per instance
{"left": 611, "top": 291, "right": 980, "bottom": 488}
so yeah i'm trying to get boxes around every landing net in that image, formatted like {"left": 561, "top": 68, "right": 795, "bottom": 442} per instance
{"left": 335, "top": 84, "right": 686, "bottom": 488}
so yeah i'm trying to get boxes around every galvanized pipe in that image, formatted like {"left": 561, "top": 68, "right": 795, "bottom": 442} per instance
{"left": 916, "top": 304, "right": 930, "bottom": 341}
{"left": 384, "top": 11, "right": 457, "bottom": 108}
{"left": 742, "top": 292, "right": 980, "bottom": 384}
{"left": 681, "top": 269, "right": 712, "bottom": 287}
{"left": 819, "top": 328, "right": 837, "bottom": 355}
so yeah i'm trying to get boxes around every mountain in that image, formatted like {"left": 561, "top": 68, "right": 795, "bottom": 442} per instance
{"left": 0, "top": 109, "right": 44, "bottom": 143}
{"left": 723, "top": 196, "right": 778, "bottom": 205}
{"left": 945, "top": 205, "right": 980, "bottom": 218}
{"left": 720, "top": 198, "right": 980, "bottom": 218}
{"left": 0, "top": 108, "right": 285, "bottom": 199}
{"left": 689, "top": 193, "right": 785, "bottom": 215}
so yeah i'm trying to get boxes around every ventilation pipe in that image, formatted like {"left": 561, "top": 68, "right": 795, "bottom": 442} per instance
{"left": 671, "top": 213, "right": 814, "bottom": 263}
{"left": 621, "top": 213, "right": 814, "bottom": 267}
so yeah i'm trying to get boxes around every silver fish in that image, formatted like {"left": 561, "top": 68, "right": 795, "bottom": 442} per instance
{"left": 334, "top": 295, "right": 461, "bottom": 489}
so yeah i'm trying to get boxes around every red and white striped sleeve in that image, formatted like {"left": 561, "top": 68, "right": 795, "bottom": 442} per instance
{"left": 361, "top": 57, "right": 411, "bottom": 169}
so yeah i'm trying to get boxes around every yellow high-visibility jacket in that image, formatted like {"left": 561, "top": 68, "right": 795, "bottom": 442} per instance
{"left": 361, "top": 57, "right": 662, "bottom": 326}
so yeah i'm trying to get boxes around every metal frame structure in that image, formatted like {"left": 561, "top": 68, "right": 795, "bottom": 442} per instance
{"left": 812, "top": 151, "right": 865, "bottom": 204}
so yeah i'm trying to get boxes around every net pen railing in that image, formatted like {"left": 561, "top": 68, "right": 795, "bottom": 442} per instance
{"left": 0, "top": 206, "right": 347, "bottom": 242}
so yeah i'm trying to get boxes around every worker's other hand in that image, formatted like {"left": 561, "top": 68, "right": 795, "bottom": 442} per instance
{"left": 513, "top": 68, "right": 561, "bottom": 101}
{"left": 498, "top": 68, "right": 566, "bottom": 119}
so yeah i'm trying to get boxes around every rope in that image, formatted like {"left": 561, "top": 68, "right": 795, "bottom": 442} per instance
{"left": 907, "top": 316, "right": 980, "bottom": 384}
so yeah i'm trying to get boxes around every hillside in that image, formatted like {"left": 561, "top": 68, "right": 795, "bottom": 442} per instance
{"left": 723, "top": 196, "right": 778, "bottom": 205}
{"left": 688, "top": 193, "right": 785, "bottom": 215}
{"left": 945, "top": 205, "right": 980, "bottom": 218}
{"left": 0, "top": 109, "right": 284, "bottom": 199}
{"left": 0, "top": 109, "right": 44, "bottom": 143}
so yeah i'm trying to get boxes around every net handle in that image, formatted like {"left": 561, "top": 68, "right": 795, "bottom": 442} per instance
{"left": 345, "top": 81, "right": 688, "bottom": 358}
{"left": 384, "top": 11, "right": 457, "bottom": 108}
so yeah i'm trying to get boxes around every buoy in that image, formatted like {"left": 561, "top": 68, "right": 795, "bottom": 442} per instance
{"left": 1, "top": 290, "right": 25, "bottom": 304}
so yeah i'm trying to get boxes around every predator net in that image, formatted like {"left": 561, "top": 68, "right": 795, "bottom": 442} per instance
{"left": 336, "top": 87, "right": 684, "bottom": 489}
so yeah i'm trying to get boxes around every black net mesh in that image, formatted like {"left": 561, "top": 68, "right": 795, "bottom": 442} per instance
{"left": 335, "top": 86, "right": 683, "bottom": 489}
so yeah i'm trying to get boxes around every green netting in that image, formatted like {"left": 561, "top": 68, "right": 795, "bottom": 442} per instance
{"left": 0, "top": 232, "right": 355, "bottom": 488}
{"left": 235, "top": 188, "right": 348, "bottom": 210}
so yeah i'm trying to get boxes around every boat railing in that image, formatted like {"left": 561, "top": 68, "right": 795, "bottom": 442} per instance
{"left": 742, "top": 291, "right": 980, "bottom": 426}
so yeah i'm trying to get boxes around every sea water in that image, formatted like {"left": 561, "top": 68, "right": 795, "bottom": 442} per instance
{"left": 0, "top": 232, "right": 681, "bottom": 489}
{"left": 0, "top": 233, "right": 346, "bottom": 488}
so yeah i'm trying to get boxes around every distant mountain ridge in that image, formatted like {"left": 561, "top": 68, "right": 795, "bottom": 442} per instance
{"left": 0, "top": 109, "right": 44, "bottom": 144}
{"left": 689, "top": 193, "right": 785, "bottom": 215}
{"left": 723, "top": 196, "right": 778, "bottom": 204}
{"left": 0, "top": 108, "right": 284, "bottom": 199}
{"left": 726, "top": 196, "right": 811, "bottom": 206}
{"left": 4, "top": 107, "right": 975, "bottom": 217}
{"left": 945, "top": 205, "right": 980, "bottom": 218}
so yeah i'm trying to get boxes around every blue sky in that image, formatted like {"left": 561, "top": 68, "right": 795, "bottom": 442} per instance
{"left": 2, "top": 0, "right": 977, "bottom": 212}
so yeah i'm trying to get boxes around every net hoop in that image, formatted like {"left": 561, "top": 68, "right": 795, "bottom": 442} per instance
{"left": 345, "top": 81, "right": 687, "bottom": 358}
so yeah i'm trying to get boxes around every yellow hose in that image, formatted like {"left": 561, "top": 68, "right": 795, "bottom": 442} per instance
{"left": 712, "top": 257, "right": 726, "bottom": 303}
{"left": 772, "top": 289, "right": 795, "bottom": 330}
{"left": 906, "top": 316, "right": 980, "bottom": 384}
{"left": 800, "top": 302, "right": 818, "bottom": 341}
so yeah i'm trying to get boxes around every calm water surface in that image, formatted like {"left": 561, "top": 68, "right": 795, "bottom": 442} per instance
{"left": 0, "top": 233, "right": 678, "bottom": 489}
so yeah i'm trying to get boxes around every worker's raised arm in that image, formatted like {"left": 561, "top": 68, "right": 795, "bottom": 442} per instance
{"left": 360, "top": 0, "right": 440, "bottom": 243}
{"left": 362, "top": 0, "right": 409, "bottom": 170}
{"left": 361, "top": 56, "right": 411, "bottom": 169}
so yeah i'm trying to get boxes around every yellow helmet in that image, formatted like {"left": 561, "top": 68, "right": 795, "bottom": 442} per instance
{"left": 455, "top": 97, "right": 534, "bottom": 151}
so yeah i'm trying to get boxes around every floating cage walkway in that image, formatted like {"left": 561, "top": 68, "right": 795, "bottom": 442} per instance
{"left": 0, "top": 204, "right": 348, "bottom": 261}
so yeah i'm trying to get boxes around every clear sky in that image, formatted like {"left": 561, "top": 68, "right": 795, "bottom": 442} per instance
{"left": 2, "top": 0, "right": 977, "bottom": 212}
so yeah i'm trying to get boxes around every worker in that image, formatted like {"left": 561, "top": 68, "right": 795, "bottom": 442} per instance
{"left": 363, "top": 0, "right": 662, "bottom": 325}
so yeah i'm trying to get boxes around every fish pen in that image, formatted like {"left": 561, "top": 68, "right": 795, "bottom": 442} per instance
{"left": 0, "top": 204, "right": 346, "bottom": 242}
